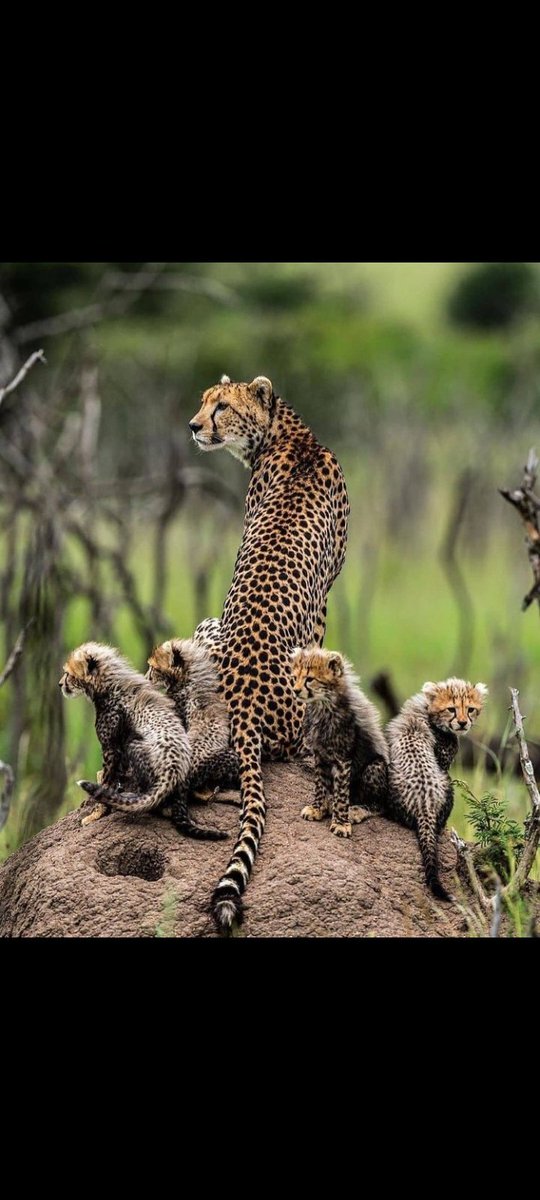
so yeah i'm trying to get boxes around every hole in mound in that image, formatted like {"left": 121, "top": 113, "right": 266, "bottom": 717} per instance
{"left": 96, "top": 841, "right": 166, "bottom": 882}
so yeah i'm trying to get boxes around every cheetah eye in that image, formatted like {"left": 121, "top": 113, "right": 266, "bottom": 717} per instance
{"left": 447, "top": 706, "right": 456, "bottom": 715}
{"left": 468, "top": 707, "right": 477, "bottom": 716}
{"left": 214, "top": 402, "right": 229, "bottom": 414}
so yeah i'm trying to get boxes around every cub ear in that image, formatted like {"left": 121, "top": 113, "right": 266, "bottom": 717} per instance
{"left": 86, "top": 654, "right": 99, "bottom": 675}
{"left": 220, "top": 374, "right": 231, "bottom": 385}
{"left": 327, "top": 653, "right": 343, "bottom": 677}
{"left": 422, "top": 682, "right": 438, "bottom": 700}
{"left": 171, "top": 645, "right": 184, "bottom": 669}
{"left": 474, "top": 683, "right": 489, "bottom": 701}
{"left": 249, "top": 376, "right": 273, "bottom": 407}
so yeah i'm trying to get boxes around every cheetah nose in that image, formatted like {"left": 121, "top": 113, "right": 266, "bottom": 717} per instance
{"left": 458, "top": 720, "right": 468, "bottom": 729}
{"left": 189, "top": 421, "right": 202, "bottom": 433}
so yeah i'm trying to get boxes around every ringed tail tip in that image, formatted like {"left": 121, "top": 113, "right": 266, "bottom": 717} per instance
{"left": 211, "top": 887, "right": 244, "bottom": 935}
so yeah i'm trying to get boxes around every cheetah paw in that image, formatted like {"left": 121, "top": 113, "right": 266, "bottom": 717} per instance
{"left": 330, "top": 821, "right": 352, "bottom": 839}
{"left": 301, "top": 805, "right": 329, "bottom": 822}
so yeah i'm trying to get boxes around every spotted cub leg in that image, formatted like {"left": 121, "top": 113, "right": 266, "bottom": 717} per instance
{"left": 190, "top": 748, "right": 241, "bottom": 806}
{"left": 302, "top": 756, "right": 333, "bottom": 822}
{"left": 330, "top": 760, "right": 352, "bottom": 838}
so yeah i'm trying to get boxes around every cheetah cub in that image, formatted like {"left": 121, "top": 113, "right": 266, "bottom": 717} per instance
{"left": 291, "top": 647, "right": 389, "bottom": 838}
{"left": 147, "top": 638, "right": 240, "bottom": 801}
{"left": 386, "top": 677, "right": 488, "bottom": 901}
{"left": 59, "top": 642, "right": 227, "bottom": 841}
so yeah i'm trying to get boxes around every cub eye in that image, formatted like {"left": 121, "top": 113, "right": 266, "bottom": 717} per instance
{"left": 214, "top": 402, "right": 228, "bottom": 414}
{"left": 448, "top": 706, "right": 456, "bottom": 715}
{"left": 468, "top": 707, "right": 476, "bottom": 716}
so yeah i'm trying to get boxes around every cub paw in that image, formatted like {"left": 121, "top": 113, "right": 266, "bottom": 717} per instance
{"left": 330, "top": 821, "right": 352, "bottom": 839}
{"left": 81, "top": 802, "right": 108, "bottom": 827}
{"left": 350, "top": 806, "right": 374, "bottom": 824}
{"left": 192, "top": 786, "right": 219, "bottom": 804}
{"left": 301, "top": 804, "right": 329, "bottom": 822}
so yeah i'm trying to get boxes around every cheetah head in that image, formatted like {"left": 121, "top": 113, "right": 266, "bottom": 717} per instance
{"left": 147, "top": 639, "right": 188, "bottom": 693}
{"left": 189, "top": 375, "right": 275, "bottom": 466}
{"left": 291, "top": 647, "right": 344, "bottom": 703}
{"left": 59, "top": 642, "right": 114, "bottom": 698}
{"left": 422, "top": 678, "right": 488, "bottom": 734}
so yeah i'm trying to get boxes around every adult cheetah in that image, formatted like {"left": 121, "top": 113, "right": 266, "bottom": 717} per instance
{"left": 189, "top": 375, "right": 349, "bottom": 931}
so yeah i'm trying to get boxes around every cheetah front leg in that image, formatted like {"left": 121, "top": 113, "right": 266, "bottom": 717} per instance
{"left": 302, "top": 756, "right": 333, "bottom": 822}
{"left": 330, "top": 760, "right": 352, "bottom": 838}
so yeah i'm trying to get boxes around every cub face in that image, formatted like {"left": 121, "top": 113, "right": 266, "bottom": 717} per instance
{"left": 422, "top": 678, "right": 488, "bottom": 734}
{"left": 59, "top": 644, "right": 103, "bottom": 698}
{"left": 291, "top": 647, "right": 344, "bottom": 702}
{"left": 188, "top": 375, "right": 274, "bottom": 463}
{"left": 147, "top": 640, "right": 188, "bottom": 693}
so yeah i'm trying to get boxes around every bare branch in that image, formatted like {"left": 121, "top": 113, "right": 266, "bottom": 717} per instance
{"left": 100, "top": 270, "right": 239, "bottom": 307}
{"left": 13, "top": 264, "right": 168, "bottom": 344}
{"left": 0, "top": 759, "right": 14, "bottom": 831}
{"left": 451, "top": 828, "right": 493, "bottom": 913}
{"left": 0, "top": 349, "right": 46, "bottom": 406}
{"left": 506, "top": 688, "right": 540, "bottom": 891}
{"left": 0, "top": 622, "right": 32, "bottom": 688}
{"left": 500, "top": 450, "right": 540, "bottom": 614}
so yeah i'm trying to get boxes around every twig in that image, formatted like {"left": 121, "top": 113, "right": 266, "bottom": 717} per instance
{"left": 0, "top": 349, "right": 46, "bottom": 405}
{"left": 500, "top": 449, "right": 540, "bottom": 614}
{"left": 0, "top": 622, "right": 33, "bottom": 688}
{"left": 451, "top": 829, "right": 492, "bottom": 912}
{"left": 507, "top": 688, "right": 540, "bottom": 891}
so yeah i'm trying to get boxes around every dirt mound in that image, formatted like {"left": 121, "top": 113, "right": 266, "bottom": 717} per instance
{"left": 0, "top": 762, "right": 479, "bottom": 937}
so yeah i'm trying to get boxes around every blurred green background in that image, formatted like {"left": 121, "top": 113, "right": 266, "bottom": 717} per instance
{"left": 1, "top": 261, "right": 539, "bottom": 861}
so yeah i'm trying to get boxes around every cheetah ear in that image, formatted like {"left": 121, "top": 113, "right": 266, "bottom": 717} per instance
{"left": 220, "top": 374, "right": 231, "bottom": 385}
{"left": 249, "top": 376, "right": 273, "bottom": 407}
{"left": 171, "top": 645, "right": 184, "bottom": 669}
{"left": 86, "top": 654, "right": 99, "bottom": 675}
{"left": 474, "top": 683, "right": 489, "bottom": 701}
{"left": 422, "top": 682, "right": 438, "bottom": 701}
{"left": 327, "top": 653, "right": 343, "bottom": 677}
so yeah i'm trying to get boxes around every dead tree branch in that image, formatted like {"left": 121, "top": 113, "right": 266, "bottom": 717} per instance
{"left": 0, "top": 349, "right": 46, "bottom": 405}
{"left": 500, "top": 449, "right": 540, "bottom": 614}
{"left": 508, "top": 688, "right": 540, "bottom": 891}
{"left": 0, "top": 760, "right": 14, "bottom": 831}
{"left": 0, "top": 623, "right": 32, "bottom": 688}
{"left": 13, "top": 264, "right": 168, "bottom": 344}
{"left": 451, "top": 829, "right": 492, "bottom": 912}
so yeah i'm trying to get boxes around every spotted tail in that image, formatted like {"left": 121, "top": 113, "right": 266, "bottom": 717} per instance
{"left": 416, "top": 812, "right": 451, "bottom": 902}
{"left": 78, "top": 779, "right": 166, "bottom": 813}
{"left": 211, "top": 740, "right": 266, "bottom": 933}
{"left": 78, "top": 780, "right": 228, "bottom": 841}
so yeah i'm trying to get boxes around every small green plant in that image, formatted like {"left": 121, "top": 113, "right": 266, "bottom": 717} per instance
{"left": 455, "top": 779, "right": 524, "bottom": 883}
